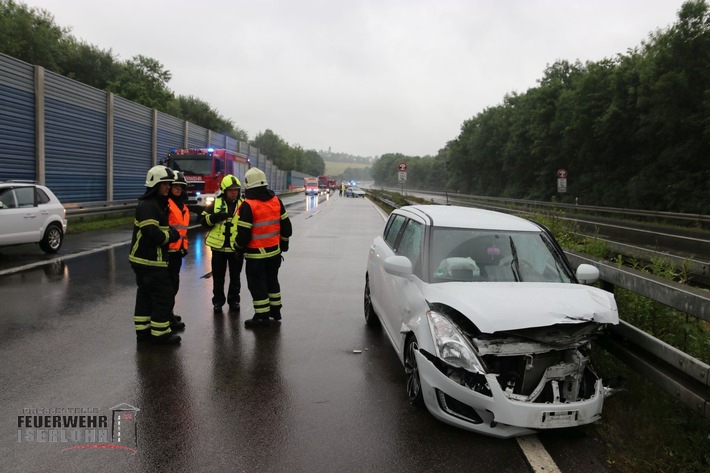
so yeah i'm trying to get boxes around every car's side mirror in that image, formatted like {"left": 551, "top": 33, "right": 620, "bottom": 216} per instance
{"left": 384, "top": 255, "right": 413, "bottom": 277}
{"left": 576, "top": 264, "right": 600, "bottom": 284}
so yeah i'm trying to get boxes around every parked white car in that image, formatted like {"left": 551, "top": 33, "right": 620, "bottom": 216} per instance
{"left": 364, "top": 205, "right": 618, "bottom": 438}
{"left": 0, "top": 181, "right": 67, "bottom": 253}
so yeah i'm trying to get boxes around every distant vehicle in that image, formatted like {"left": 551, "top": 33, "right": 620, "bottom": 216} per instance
{"left": 365, "top": 205, "right": 618, "bottom": 438}
{"left": 318, "top": 175, "right": 330, "bottom": 194}
{"left": 345, "top": 186, "right": 366, "bottom": 198}
{"left": 0, "top": 180, "right": 67, "bottom": 253}
{"left": 286, "top": 170, "right": 309, "bottom": 191}
{"left": 304, "top": 177, "right": 319, "bottom": 196}
{"left": 328, "top": 178, "right": 337, "bottom": 192}
{"left": 163, "top": 148, "right": 249, "bottom": 211}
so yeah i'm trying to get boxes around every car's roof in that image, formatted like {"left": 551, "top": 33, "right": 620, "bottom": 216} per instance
{"left": 397, "top": 205, "right": 540, "bottom": 231}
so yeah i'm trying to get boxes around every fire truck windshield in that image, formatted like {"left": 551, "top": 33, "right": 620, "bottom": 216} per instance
{"left": 168, "top": 156, "right": 212, "bottom": 175}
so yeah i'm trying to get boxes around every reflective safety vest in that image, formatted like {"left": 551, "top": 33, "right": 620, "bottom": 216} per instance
{"left": 205, "top": 196, "right": 241, "bottom": 250}
{"left": 168, "top": 199, "right": 190, "bottom": 252}
{"left": 244, "top": 197, "right": 281, "bottom": 258}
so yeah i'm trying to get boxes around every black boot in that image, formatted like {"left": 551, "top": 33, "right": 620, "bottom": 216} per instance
{"left": 244, "top": 314, "right": 270, "bottom": 328}
{"left": 172, "top": 314, "right": 182, "bottom": 322}
{"left": 170, "top": 320, "right": 186, "bottom": 331}
{"left": 170, "top": 315, "right": 186, "bottom": 331}
{"left": 270, "top": 308, "right": 282, "bottom": 322}
{"left": 151, "top": 333, "right": 181, "bottom": 345}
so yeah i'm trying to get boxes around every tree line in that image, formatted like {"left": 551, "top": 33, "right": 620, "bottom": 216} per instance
{"left": 372, "top": 0, "right": 709, "bottom": 214}
{"left": 0, "top": 0, "right": 326, "bottom": 177}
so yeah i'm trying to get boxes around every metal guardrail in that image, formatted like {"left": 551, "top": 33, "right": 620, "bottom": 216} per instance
{"left": 370, "top": 191, "right": 710, "bottom": 420}
{"left": 403, "top": 188, "right": 710, "bottom": 226}
{"left": 65, "top": 191, "right": 303, "bottom": 221}
{"left": 64, "top": 200, "right": 138, "bottom": 220}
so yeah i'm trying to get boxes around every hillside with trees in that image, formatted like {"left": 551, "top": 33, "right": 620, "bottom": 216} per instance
{"left": 371, "top": 0, "right": 709, "bottom": 214}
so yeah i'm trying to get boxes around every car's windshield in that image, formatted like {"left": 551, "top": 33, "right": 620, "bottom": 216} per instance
{"left": 429, "top": 228, "right": 571, "bottom": 283}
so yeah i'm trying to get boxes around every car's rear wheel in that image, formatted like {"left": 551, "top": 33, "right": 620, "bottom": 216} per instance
{"left": 39, "top": 223, "right": 63, "bottom": 253}
{"left": 405, "top": 335, "right": 424, "bottom": 406}
{"left": 363, "top": 277, "right": 380, "bottom": 327}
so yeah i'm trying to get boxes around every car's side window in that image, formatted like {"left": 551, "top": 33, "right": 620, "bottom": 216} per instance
{"left": 383, "top": 214, "right": 406, "bottom": 249}
{"left": 15, "top": 187, "right": 35, "bottom": 208}
{"left": 0, "top": 188, "right": 17, "bottom": 209}
{"left": 36, "top": 188, "right": 51, "bottom": 205}
{"left": 396, "top": 220, "right": 423, "bottom": 274}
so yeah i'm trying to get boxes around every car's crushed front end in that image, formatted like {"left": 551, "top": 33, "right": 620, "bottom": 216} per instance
{"left": 411, "top": 283, "right": 618, "bottom": 438}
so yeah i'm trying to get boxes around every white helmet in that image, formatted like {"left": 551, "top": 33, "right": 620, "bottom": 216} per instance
{"left": 145, "top": 165, "right": 175, "bottom": 188}
{"left": 244, "top": 167, "right": 268, "bottom": 189}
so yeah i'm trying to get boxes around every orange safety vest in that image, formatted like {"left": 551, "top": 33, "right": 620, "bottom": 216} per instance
{"left": 246, "top": 197, "right": 281, "bottom": 250}
{"left": 167, "top": 199, "right": 190, "bottom": 252}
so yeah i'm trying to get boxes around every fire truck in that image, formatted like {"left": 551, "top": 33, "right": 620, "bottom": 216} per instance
{"left": 163, "top": 148, "right": 249, "bottom": 211}
{"left": 304, "top": 177, "right": 318, "bottom": 196}
{"left": 318, "top": 175, "right": 330, "bottom": 194}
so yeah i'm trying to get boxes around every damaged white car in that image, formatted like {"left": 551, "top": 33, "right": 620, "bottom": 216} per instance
{"left": 364, "top": 205, "right": 618, "bottom": 438}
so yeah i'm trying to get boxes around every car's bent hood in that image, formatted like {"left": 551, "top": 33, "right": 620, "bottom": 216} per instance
{"left": 422, "top": 282, "right": 618, "bottom": 334}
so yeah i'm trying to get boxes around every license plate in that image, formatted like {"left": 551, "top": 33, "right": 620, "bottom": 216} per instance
{"left": 541, "top": 410, "right": 578, "bottom": 427}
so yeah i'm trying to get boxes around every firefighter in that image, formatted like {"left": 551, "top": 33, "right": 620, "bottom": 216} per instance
{"left": 235, "top": 167, "right": 293, "bottom": 328}
{"left": 167, "top": 171, "right": 189, "bottom": 330}
{"left": 201, "top": 174, "right": 243, "bottom": 313}
{"left": 130, "top": 165, "right": 182, "bottom": 345}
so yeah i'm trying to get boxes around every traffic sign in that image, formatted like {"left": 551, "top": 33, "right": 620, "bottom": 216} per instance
{"left": 398, "top": 162, "right": 408, "bottom": 172}
{"left": 557, "top": 168, "right": 568, "bottom": 178}
{"left": 557, "top": 178, "right": 567, "bottom": 193}
{"left": 398, "top": 171, "right": 407, "bottom": 183}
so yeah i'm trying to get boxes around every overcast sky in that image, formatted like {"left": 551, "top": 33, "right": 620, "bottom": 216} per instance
{"left": 25, "top": 0, "right": 687, "bottom": 157}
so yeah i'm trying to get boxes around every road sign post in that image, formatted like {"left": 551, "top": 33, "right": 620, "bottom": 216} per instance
{"left": 556, "top": 168, "right": 568, "bottom": 194}
{"left": 397, "top": 162, "right": 408, "bottom": 194}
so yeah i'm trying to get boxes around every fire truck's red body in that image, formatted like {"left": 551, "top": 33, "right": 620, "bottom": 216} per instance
{"left": 164, "top": 148, "right": 249, "bottom": 211}
{"left": 318, "top": 175, "right": 329, "bottom": 194}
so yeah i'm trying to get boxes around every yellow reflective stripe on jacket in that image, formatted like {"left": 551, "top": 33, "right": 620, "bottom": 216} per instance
{"left": 128, "top": 221, "right": 169, "bottom": 267}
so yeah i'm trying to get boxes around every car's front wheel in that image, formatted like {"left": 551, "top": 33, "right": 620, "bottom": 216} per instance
{"left": 39, "top": 223, "right": 63, "bottom": 253}
{"left": 363, "top": 277, "right": 380, "bottom": 327}
{"left": 405, "top": 335, "right": 424, "bottom": 406}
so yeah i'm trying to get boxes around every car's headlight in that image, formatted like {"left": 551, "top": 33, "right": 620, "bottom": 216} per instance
{"left": 426, "top": 311, "right": 485, "bottom": 374}
{"left": 205, "top": 196, "right": 215, "bottom": 206}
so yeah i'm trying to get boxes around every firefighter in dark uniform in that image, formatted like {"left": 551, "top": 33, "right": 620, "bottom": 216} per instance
{"left": 235, "top": 167, "right": 293, "bottom": 328}
{"left": 201, "top": 174, "right": 244, "bottom": 313}
{"left": 130, "top": 165, "right": 182, "bottom": 345}
{"left": 167, "top": 171, "right": 189, "bottom": 330}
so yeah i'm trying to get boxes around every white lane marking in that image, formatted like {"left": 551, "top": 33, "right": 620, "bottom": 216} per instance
{"left": 517, "top": 435, "right": 562, "bottom": 473}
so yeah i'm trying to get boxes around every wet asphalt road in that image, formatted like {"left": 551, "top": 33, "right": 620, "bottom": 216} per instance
{"left": 0, "top": 193, "right": 610, "bottom": 473}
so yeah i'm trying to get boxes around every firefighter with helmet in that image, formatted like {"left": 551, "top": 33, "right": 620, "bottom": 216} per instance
{"left": 201, "top": 174, "right": 244, "bottom": 312}
{"left": 235, "top": 167, "right": 293, "bottom": 327}
{"left": 166, "top": 171, "right": 189, "bottom": 330}
{"left": 129, "top": 165, "right": 182, "bottom": 345}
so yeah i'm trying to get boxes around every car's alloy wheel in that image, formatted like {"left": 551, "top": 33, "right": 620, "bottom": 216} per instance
{"left": 39, "top": 223, "right": 63, "bottom": 253}
{"left": 363, "top": 277, "right": 380, "bottom": 326}
{"left": 405, "top": 335, "right": 424, "bottom": 406}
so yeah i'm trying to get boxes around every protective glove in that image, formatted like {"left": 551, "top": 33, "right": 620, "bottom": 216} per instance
{"left": 280, "top": 239, "right": 289, "bottom": 253}
{"left": 211, "top": 212, "right": 229, "bottom": 223}
{"left": 181, "top": 249, "right": 188, "bottom": 258}
{"left": 168, "top": 226, "right": 180, "bottom": 243}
